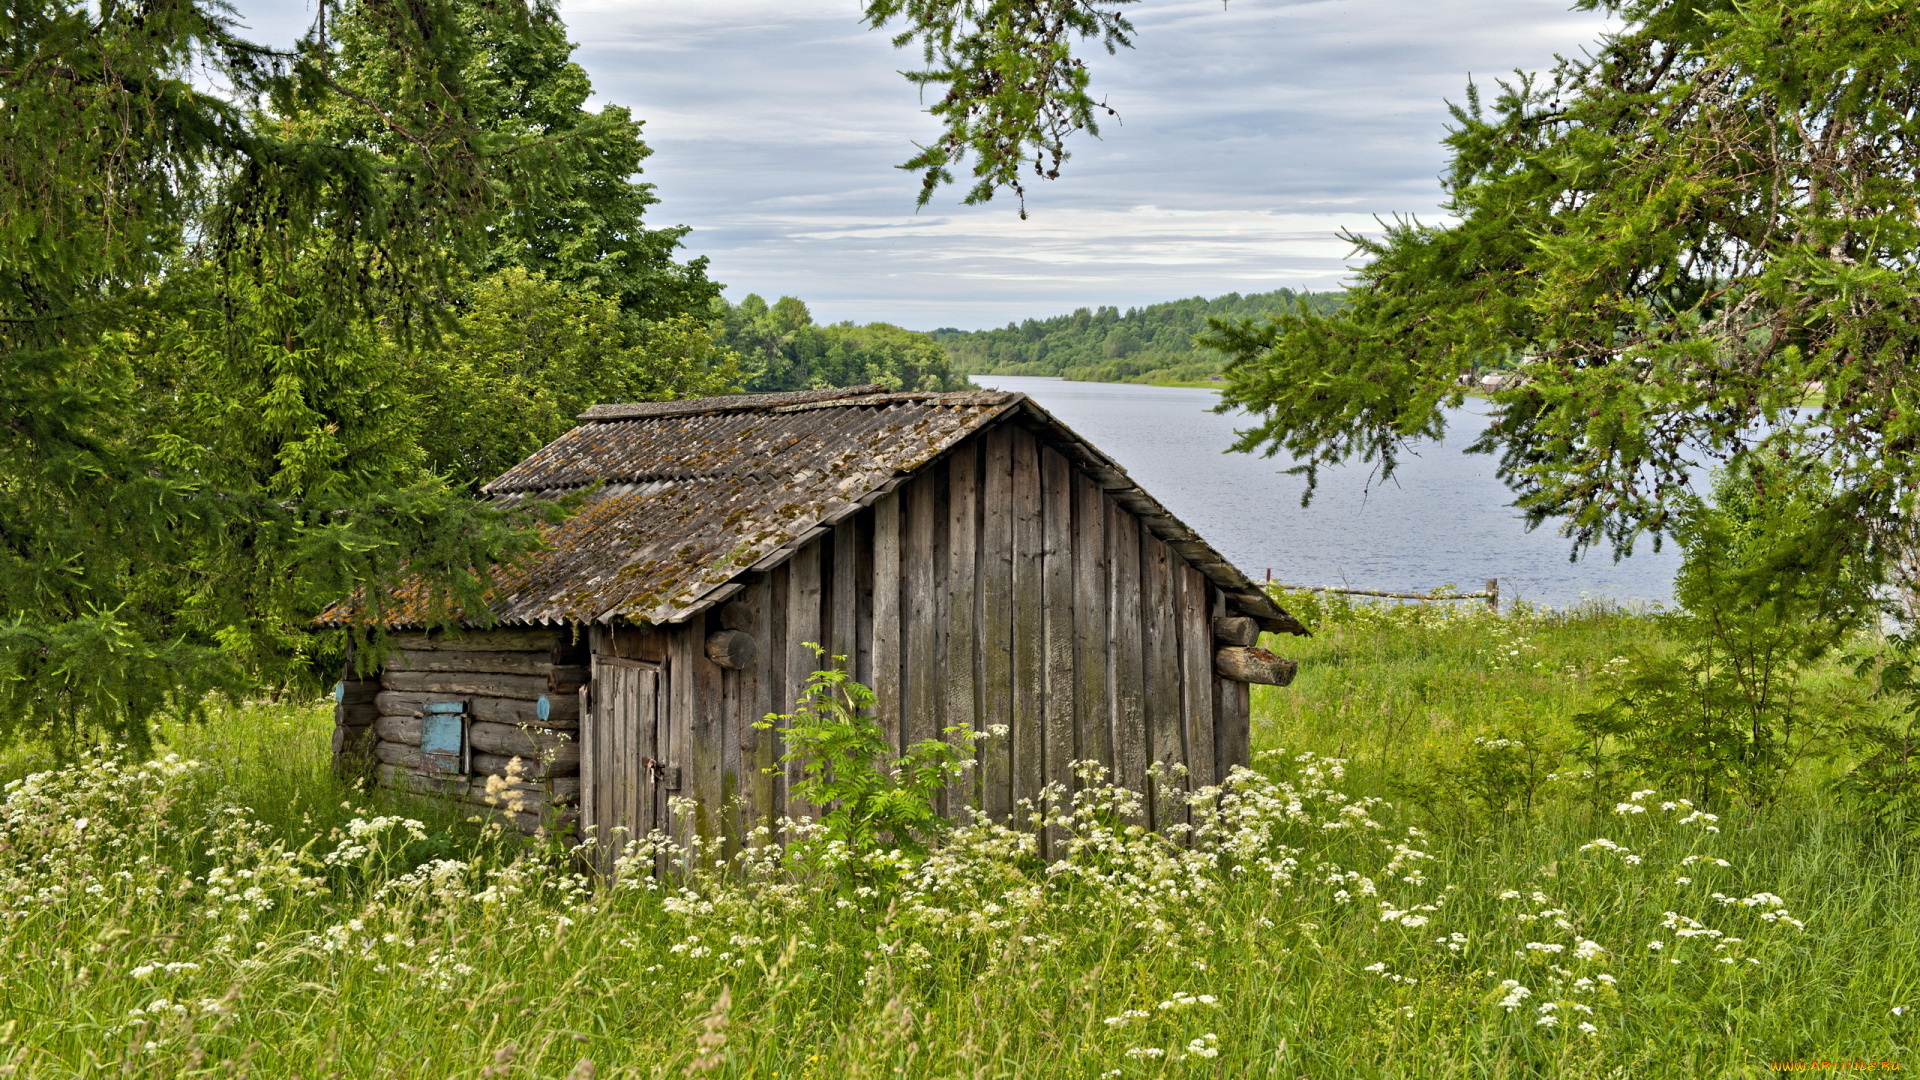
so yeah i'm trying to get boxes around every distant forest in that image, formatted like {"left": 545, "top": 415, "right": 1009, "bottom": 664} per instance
{"left": 716, "top": 294, "right": 968, "bottom": 393}
{"left": 929, "top": 289, "right": 1345, "bottom": 385}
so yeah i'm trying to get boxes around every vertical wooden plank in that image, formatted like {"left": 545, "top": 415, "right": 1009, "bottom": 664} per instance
{"left": 871, "top": 491, "right": 904, "bottom": 753}
{"left": 1142, "top": 531, "right": 1186, "bottom": 832}
{"left": 766, "top": 565, "right": 790, "bottom": 825}
{"left": 690, "top": 622, "right": 726, "bottom": 863}
{"left": 582, "top": 657, "right": 600, "bottom": 867}
{"left": 855, "top": 510, "right": 875, "bottom": 689}
{"left": 1178, "top": 563, "right": 1217, "bottom": 793}
{"left": 641, "top": 667, "right": 662, "bottom": 875}
{"left": 1109, "top": 498, "right": 1148, "bottom": 827}
{"left": 669, "top": 628, "right": 699, "bottom": 853}
{"left": 905, "top": 471, "right": 942, "bottom": 751}
{"left": 785, "top": 542, "right": 824, "bottom": 821}
{"left": 945, "top": 441, "right": 982, "bottom": 817}
{"left": 735, "top": 578, "right": 768, "bottom": 846}
{"left": 1072, "top": 470, "right": 1112, "bottom": 786}
{"left": 979, "top": 427, "right": 1015, "bottom": 822}
{"left": 833, "top": 521, "right": 859, "bottom": 672}
{"left": 1211, "top": 582, "right": 1251, "bottom": 782}
{"left": 1011, "top": 427, "right": 1045, "bottom": 823}
{"left": 1040, "top": 446, "right": 1076, "bottom": 852}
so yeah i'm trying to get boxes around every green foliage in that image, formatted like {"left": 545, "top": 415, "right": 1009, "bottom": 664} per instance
{"left": 1837, "top": 636, "right": 1920, "bottom": 845}
{"left": 937, "top": 289, "right": 1343, "bottom": 385}
{"left": 1208, "top": 0, "right": 1920, "bottom": 599}
{"left": 759, "top": 651, "right": 975, "bottom": 886}
{"left": 0, "top": 0, "right": 714, "bottom": 748}
{"left": 418, "top": 269, "right": 740, "bottom": 489}
{"left": 1574, "top": 465, "right": 1872, "bottom": 808}
{"left": 717, "top": 294, "right": 966, "bottom": 393}
{"left": 860, "top": 0, "right": 1137, "bottom": 214}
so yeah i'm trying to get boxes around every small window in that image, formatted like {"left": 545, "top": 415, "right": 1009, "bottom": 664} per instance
{"left": 420, "top": 701, "right": 468, "bottom": 775}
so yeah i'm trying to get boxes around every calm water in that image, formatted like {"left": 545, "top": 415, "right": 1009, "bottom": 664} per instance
{"left": 971, "top": 376, "right": 1682, "bottom": 609}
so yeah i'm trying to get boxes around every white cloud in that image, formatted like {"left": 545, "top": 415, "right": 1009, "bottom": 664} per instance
{"left": 227, "top": 0, "right": 1617, "bottom": 327}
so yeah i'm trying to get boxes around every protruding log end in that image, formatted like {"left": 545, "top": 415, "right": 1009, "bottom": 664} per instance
{"left": 706, "top": 628, "right": 758, "bottom": 671}
{"left": 1215, "top": 645, "right": 1297, "bottom": 687}
{"left": 1212, "top": 615, "right": 1261, "bottom": 647}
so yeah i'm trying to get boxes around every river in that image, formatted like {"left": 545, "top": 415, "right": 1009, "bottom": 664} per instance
{"left": 969, "top": 376, "right": 1683, "bottom": 609}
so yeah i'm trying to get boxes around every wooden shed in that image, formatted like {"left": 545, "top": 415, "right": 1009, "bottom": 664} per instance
{"left": 322, "top": 384, "right": 1304, "bottom": 855}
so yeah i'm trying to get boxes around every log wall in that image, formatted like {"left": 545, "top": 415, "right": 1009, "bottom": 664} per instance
{"left": 353, "top": 626, "right": 589, "bottom": 832}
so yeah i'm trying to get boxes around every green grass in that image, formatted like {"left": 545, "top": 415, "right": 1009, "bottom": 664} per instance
{"left": 1, "top": 603, "right": 1912, "bottom": 1078}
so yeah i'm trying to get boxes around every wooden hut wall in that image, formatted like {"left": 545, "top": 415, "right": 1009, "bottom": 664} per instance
{"left": 585, "top": 418, "right": 1251, "bottom": 857}
{"left": 360, "top": 627, "right": 588, "bottom": 831}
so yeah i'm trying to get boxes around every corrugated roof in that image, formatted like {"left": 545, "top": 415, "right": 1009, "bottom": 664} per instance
{"left": 319, "top": 387, "right": 1301, "bottom": 633}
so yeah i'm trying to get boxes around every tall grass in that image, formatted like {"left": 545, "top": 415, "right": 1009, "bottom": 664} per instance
{"left": 0, "top": 603, "right": 1910, "bottom": 1078}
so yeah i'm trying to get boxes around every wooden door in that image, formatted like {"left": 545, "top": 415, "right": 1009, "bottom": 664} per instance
{"left": 582, "top": 655, "right": 664, "bottom": 874}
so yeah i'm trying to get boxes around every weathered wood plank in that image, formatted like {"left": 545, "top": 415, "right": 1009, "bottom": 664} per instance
{"left": 385, "top": 650, "right": 552, "bottom": 676}
{"left": 905, "top": 471, "right": 942, "bottom": 752}
{"left": 945, "top": 440, "right": 982, "bottom": 816}
{"left": 736, "top": 576, "right": 771, "bottom": 844}
{"left": 335, "top": 680, "right": 380, "bottom": 706}
{"left": 668, "top": 626, "right": 697, "bottom": 852}
{"left": 389, "top": 629, "right": 559, "bottom": 653}
{"left": 372, "top": 690, "right": 579, "bottom": 728}
{"left": 581, "top": 660, "right": 601, "bottom": 867}
{"left": 1108, "top": 496, "right": 1148, "bottom": 827}
{"left": 1011, "top": 427, "right": 1045, "bottom": 819}
{"left": 979, "top": 425, "right": 1016, "bottom": 822}
{"left": 1215, "top": 677, "right": 1251, "bottom": 778}
{"left": 1072, "top": 469, "right": 1111, "bottom": 783}
{"left": 688, "top": 621, "right": 727, "bottom": 861}
{"left": 832, "top": 521, "right": 859, "bottom": 670}
{"left": 785, "top": 542, "right": 824, "bottom": 820}
{"left": 379, "top": 670, "right": 548, "bottom": 701}
{"left": 1142, "top": 531, "right": 1186, "bottom": 831}
{"left": 766, "top": 565, "right": 790, "bottom": 826}
{"left": 1178, "top": 565, "right": 1217, "bottom": 792}
{"left": 1040, "top": 445, "right": 1076, "bottom": 853}
{"left": 870, "top": 491, "right": 904, "bottom": 753}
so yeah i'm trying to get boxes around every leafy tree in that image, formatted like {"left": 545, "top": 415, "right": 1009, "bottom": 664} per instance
{"left": 420, "top": 269, "right": 741, "bottom": 489}
{"left": 1203, "top": 0, "right": 1920, "bottom": 606}
{"left": 861, "top": 0, "right": 1137, "bottom": 214}
{"left": 0, "top": 0, "right": 644, "bottom": 748}
{"left": 1574, "top": 461, "right": 1871, "bottom": 808}
{"left": 718, "top": 295, "right": 966, "bottom": 393}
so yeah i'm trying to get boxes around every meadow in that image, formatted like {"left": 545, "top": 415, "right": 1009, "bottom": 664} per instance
{"left": 1, "top": 598, "right": 1911, "bottom": 1078}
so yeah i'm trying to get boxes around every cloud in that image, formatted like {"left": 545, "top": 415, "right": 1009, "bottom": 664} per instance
{"left": 225, "top": 0, "right": 1616, "bottom": 327}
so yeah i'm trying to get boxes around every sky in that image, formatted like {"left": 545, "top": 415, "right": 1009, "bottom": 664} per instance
{"left": 231, "top": 0, "right": 1616, "bottom": 329}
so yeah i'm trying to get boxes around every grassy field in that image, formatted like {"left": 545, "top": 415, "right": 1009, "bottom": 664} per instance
{"left": 1, "top": 600, "right": 1911, "bottom": 1078}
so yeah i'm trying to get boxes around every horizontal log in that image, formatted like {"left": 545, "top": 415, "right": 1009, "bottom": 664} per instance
{"left": 375, "top": 763, "right": 468, "bottom": 797}
{"left": 705, "top": 629, "right": 757, "bottom": 671}
{"left": 374, "top": 690, "right": 578, "bottom": 728}
{"left": 388, "top": 628, "right": 560, "bottom": 652}
{"left": 374, "top": 741, "right": 425, "bottom": 770}
{"left": 1211, "top": 616, "right": 1261, "bottom": 647}
{"left": 468, "top": 721, "right": 576, "bottom": 762}
{"left": 374, "top": 714, "right": 423, "bottom": 746}
{"left": 1275, "top": 583, "right": 1490, "bottom": 601}
{"left": 548, "top": 666, "right": 589, "bottom": 693}
{"left": 472, "top": 750, "right": 578, "bottom": 779}
{"left": 387, "top": 650, "right": 553, "bottom": 676}
{"left": 468, "top": 774, "right": 579, "bottom": 809}
{"left": 335, "top": 701, "right": 379, "bottom": 726}
{"left": 1215, "top": 646, "right": 1298, "bottom": 687}
{"left": 381, "top": 670, "right": 550, "bottom": 701}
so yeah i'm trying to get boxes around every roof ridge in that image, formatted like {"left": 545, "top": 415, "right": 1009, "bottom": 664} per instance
{"left": 577, "top": 384, "right": 890, "bottom": 422}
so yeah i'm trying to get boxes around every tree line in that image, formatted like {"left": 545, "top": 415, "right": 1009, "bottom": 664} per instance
{"left": 933, "top": 290, "right": 1343, "bottom": 385}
